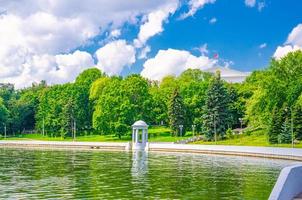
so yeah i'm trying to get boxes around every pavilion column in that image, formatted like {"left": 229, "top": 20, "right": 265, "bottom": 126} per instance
{"left": 142, "top": 129, "right": 145, "bottom": 143}
{"left": 145, "top": 129, "right": 148, "bottom": 143}
{"left": 132, "top": 129, "right": 135, "bottom": 143}
{"left": 135, "top": 129, "right": 139, "bottom": 143}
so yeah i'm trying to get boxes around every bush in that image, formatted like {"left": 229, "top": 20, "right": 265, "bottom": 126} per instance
{"left": 226, "top": 128, "right": 233, "bottom": 139}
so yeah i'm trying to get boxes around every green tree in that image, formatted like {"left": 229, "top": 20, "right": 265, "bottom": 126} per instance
{"left": 203, "top": 71, "right": 230, "bottom": 140}
{"left": 293, "top": 98, "right": 302, "bottom": 140}
{"left": 75, "top": 68, "right": 103, "bottom": 86}
{"left": 246, "top": 51, "right": 302, "bottom": 129}
{"left": 268, "top": 107, "right": 281, "bottom": 144}
{"left": 178, "top": 69, "right": 212, "bottom": 133}
{"left": 0, "top": 97, "right": 8, "bottom": 133}
{"left": 279, "top": 118, "right": 291, "bottom": 144}
{"left": 168, "top": 88, "right": 186, "bottom": 136}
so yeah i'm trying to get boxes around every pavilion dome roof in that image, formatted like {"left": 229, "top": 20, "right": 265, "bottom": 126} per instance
{"left": 132, "top": 120, "right": 148, "bottom": 128}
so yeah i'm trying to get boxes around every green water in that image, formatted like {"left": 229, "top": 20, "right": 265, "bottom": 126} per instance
{"left": 0, "top": 148, "right": 297, "bottom": 199}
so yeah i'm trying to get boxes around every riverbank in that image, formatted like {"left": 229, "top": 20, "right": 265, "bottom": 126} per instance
{"left": 1, "top": 140, "right": 302, "bottom": 161}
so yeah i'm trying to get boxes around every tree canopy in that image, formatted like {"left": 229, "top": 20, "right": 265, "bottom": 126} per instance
{"left": 1, "top": 51, "right": 302, "bottom": 144}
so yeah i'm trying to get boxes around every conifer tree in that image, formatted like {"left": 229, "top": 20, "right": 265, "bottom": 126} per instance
{"left": 168, "top": 88, "right": 186, "bottom": 136}
{"left": 268, "top": 107, "right": 281, "bottom": 144}
{"left": 279, "top": 118, "right": 292, "bottom": 143}
{"left": 293, "top": 103, "right": 302, "bottom": 140}
{"left": 202, "top": 71, "right": 230, "bottom": 140}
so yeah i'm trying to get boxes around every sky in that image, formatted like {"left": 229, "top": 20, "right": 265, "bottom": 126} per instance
{"left": 0, "top": 0, "right": 302, "bottom": 88}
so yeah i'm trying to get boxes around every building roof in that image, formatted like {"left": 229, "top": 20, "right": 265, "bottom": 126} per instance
{"left": 132, "top": 120, "right": 148, "bottom": 128}
{"left": 204, "top": 66, "right": 251, "bottom": 83}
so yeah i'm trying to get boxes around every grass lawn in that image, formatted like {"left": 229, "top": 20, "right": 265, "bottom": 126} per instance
{"left": 194, "top": 129, "right": 302, "bottom": 148}
{"left": 2, "top": 126, "right": 301, "bottom": 148}
{"left": 1, "top": 126, "right": 191, "bottom": 143}
{"left": 148, "top": 126, "right": 192, "bottom": 142}
{"left": 1, "top": 134, "right": 131, "bottom": 142}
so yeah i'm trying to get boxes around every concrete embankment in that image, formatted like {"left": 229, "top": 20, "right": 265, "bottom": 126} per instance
{"left": 148, "top": 143, "right": 302, "bottom": 161}
{"left": 0, "top": 140, "right": 131, "bottom": 151}
{"left": 1, "top": 140, "right": 302, "bottom": 161}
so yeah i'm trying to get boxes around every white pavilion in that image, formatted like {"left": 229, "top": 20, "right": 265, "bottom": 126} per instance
{"left": 132, "top": 120, "right": 149, "bottom": 151}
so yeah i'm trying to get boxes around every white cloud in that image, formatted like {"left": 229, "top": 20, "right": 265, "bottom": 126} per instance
{"left": 134, "top": 1, "right": 178, "bottom": 48}
{"left": 141, "top": 48, "right": 217, "bottom": 81}
{"left": 96, "top": 40, "right": 136, "bottom": 76}
{"left": 259, "top": 43, "right": 267, "bottom": 49}
{"left": 273, "top": 23, "right": 302, "bottom": 59}
{"left": 287, "top": 24, "right": 302, "bottom": 46}
{"left": 138, "top": 46, "right": 151, "bottom": 59}
{"left": 180, "top": 0, "right": 215, "bottom": 19}
{"left": 0, "top": 0, "right": 178, "bottom": 87}
{"left": 109, "top": 29, "right": 121, "bottom": 38}
{"left": 1, "top": 50, "right": 94, "bottom": 88}
{"left": 54, "top": 51, "right": 95, "bottom": 83}
{"left": 245, "top": 0, "right": 256, "bottom": 7}
{"left": 0, "top": 0, "right": 180, "bottom": 87}
{"left": 273, "top": 45, "right": 302, "bottom": 60}
{"left": 209, "top": 17, "right": 217, "bottom": 24}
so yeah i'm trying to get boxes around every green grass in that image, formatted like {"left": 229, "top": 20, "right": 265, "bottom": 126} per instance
{"left": 194, "top": 129, "right": 302, "bottom": 148}
{"left": 2, "top": 126, "right": 301, "bottom": 148}
{"left": 0, "top": 126, "right": 191, "bottom": 143}
{"left": 147, "top": 126, "right": 192, "bottom": 142}
{"left": 1, "top": 134, "right": 131, "bottom": 142}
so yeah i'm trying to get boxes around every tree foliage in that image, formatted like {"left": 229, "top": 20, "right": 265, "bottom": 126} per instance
{"left": 168, "top": 88, "right": 186, "bottom": 136}
{"left": 2, "top": 51, "right": 302, "bottom": 144}
{"left": 203, "top": 71, "right": 231, "bottom": 140}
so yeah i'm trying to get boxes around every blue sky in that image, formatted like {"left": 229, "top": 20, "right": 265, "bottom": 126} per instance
{"left": 115, "top": 0, "right": 302, "bottom": 74}
{"left": 0, "top": 0, "right": 302, "bottom": 87}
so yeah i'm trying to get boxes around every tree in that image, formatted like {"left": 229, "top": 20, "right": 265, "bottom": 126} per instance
{"left": 91, "top": 74, "right": 152, "bottom": 137}
{"left": 75, "top": 68, "right": 103, "bottom": 86}
{"left": 279, "top": 118, "right": 291, "bottom": 144}
{"left": 178, "top": 69, "right": 212, "bottom": 133}
{"left": 226, "top": 84, "right": 245, "bottom": 128}
{"left": 168, "top": 88, "right": 186, "bottom": 136}
{"left": 60, "top": 99, "right": 75, "bottom": 138}
{"left": 268, "top": 107, "right": 282, "bottom": 144}
{"left": 203, "top": 71, "right": 230, "bottom": 140}
{"left": 245, "top": 51, "right": 302, "bottom": 129}
{"left": 0, "top": 97, "right": 8, "bottom": 133}
{"left": 293, "top": 98, "right": 302, "bottom": 140}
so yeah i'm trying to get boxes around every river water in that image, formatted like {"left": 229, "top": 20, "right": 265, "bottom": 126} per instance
{"left": 0, "top": 148, "right": 298, "bottom": 199}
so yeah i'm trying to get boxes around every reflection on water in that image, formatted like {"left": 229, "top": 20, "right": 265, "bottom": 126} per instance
{"left": 131, "top": 151, "right": 148, "bottom": 178}
{"left": 0, "top": 148, "right": 299, "bottom": 199}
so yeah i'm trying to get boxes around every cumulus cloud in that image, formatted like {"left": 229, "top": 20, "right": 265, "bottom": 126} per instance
{"left": 273, "top": 23, "right": 302, "bottom": 59}
{"left": 0, "top": 0, "right": 178, "bottom": 87}
{"left": 109, "top": 29, "right": 121, "bottom": 38}
{"left": 287, "top": 24, "right": 302, "bottom": 46}
{"left": 134, "top": 0, "right": 178, "bottom": 48}
{"left": 273, "top": 45, "right": 302, "bottom": 60}
{"left": 1, "top": 50, "right": 94, "bottom": 88}
{"left": 138, "top": 46, "right": 151, "bottom": 59}
{"left": 141, "top": 48, "right": 217, "bottom": 81}
{"left": 96, "top": 40, "right": 136, "bottom": 76}
{"left": 180, "top": 0, "right": 215, "bottom": 19}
